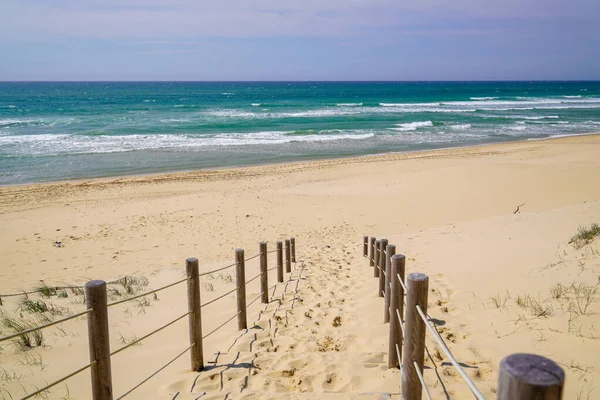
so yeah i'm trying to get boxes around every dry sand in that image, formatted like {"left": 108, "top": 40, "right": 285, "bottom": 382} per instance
{"left": 0, "top": 134, "right": 599, "bottom": 399}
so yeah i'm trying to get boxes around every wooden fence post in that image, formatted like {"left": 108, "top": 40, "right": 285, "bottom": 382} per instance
{"left": 291, "top": 237, "right": 296, "bottom": 262}
{"left": 388, "top": 254, "right": 405, "bottom": 369}
{"left": 369, "top": 237, "right": 376, "bottom": 267}
{"left": 374, "top": 240, "right": 381, "bottom": 278}
{"left": 235, "top": 249, "right": 247, "bottom": 330}
{"left": 260, "top": 242, "right": 269, "bottom": 304}
{"left": 383, "top": 244, "right": 396, "bottom": 322}
{"left": 277, "top": 241, "right": 284, "bottom": 283}
{"left": 401, "top": 273, "right": 429, "bottom": 400}
{"left": 363, "top": 236, "right": 368, "bottom": 257}
{"left": 285, "top": 239, "right": 291, "bottom": 273}
{"left": 378, "top": 239, "right": 388, "bottom": 297}
{"left": 86, "top": 280, "right": 113, "bottom": 400}
{"left": 186, "top": 258, "right": 203, "bottom": 371}
{"left": 498, "top": 353, "right": 565, "bottom": 400}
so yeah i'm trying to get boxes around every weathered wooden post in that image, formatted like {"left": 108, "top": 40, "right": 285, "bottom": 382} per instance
{"left": 388, "top": 254, "right": 405, "bottom": 369}
{"left": 235, "top": 249, "right": 248, "bottom": 330}
{"left": 285, "top": 239, "right": 291, "bottom": 273}
{"left": 374, "top": 240, "right": 381, "bottom": 278}
{"left": 86, "top": 280, "right": 113, "bottom": 400}
{"left": 260, "top": 242, "right": 269, "bottom": 304}
{"left": 369, "top": 237, "right": 376, "bottom": 268}
{"left": 186, "top": 257, "right": 203, "bottom": 371}
{"left": 498, "top": 353, "right": 565, "bottom": 400}
{"left": 277, "top": 241, "right": 284, "bottom": 283}
{"left": 363, "top": 236, "right": 368, "bottom": 257}
{"left": 383, "top": 244, "right": 396, "bottom": 322}
{"left": 378, "top": 239, "right": 388, "bottom": 297}
{"left": 401, "top": 273, "right": 429, "bottom": 400}
{"left": 291, "top": 237, "right": 296, "bottom": 262}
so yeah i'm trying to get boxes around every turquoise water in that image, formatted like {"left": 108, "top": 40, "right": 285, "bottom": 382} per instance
{"left": 1, "top": 81, "right": 599, "bottom": 185}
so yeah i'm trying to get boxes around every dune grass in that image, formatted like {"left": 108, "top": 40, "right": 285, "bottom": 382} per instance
{"left": 569, "top": 223, "right": 600, "bottom": 249}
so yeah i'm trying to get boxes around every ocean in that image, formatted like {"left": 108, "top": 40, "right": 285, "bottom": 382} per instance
{"left": 1, "top": 81, "right": 599, "bottom": 185}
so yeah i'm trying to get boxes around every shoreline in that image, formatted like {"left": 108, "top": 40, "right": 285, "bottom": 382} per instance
{"left": 2, "top": 132, "right": 599, "bottom": 192}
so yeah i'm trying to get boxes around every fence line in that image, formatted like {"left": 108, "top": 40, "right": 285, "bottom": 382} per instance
{"left": 107, "top": 276, "right": 190, "bottom": 308}
{"left": 200, "top": 286, "right": 239, "bottom": 309}
{"left": 110, "top": 311, "right": 192, "bottom": 357}
{"left": 3, "top": 237, "right": 297, "bottom": 400}
{"left": 0, "top": 308, "right": 91, "bottom": 343}
{"left": 363, "top": 235, "right": 565, "bottom": 400}
{"left": 21, "top": 361, "right": 96, "bottom": 400}
{"left": 115, "top": 343, "right": 195, "bottom": 400}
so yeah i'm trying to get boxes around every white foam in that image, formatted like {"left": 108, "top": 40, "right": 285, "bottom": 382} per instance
{"left": 0, "top": 130, "right": 377, "bottom": 155}
{"left": 0, "top": 119, "right": 32, "bottom": 127}
{"left": 448, "top": 124, "right": 472, "bottom": 130}
{"left": 336, "top": 103, "right": 363, "bottom": 106}
{"left": 390, "top": 121, "right": 433, "bottom": 131}
{"left": 251, "top": 103, "right": 261, "bottom": 107}
{"left": 508, "top": 125, "right": 527, "bottom": 131}
{"left": 0, "top": 105, "right": 17, "bottom": 108}
{"left": 470, "top": 97, "right": 498, "bottom": 100}
{"left": 563, "top": 95, "right": 582, "bottom": 98}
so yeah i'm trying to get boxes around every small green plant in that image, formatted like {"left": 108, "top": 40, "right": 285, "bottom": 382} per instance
{"left": 19, "top": 299, "right": 48, "bottom": 314}
{"left": 0, "top": 366, "right": 25, "bottom": 383}
{"left": 550, "top": 283, "right": 568, "bottom": 300}
{"left": 17, "top": 351, "right": 46, "bottom": 370}
{"left": 490, "top": 294, "right": 507, "bottom": 308}
{"left": 120, "top": 275, "right": 150, "bottom": 295}
{"left": 569, "top": 223, "right": 600, "bottom": 249}
{"left": 2, "top": 316, "right": 43, "bottom": 349}
{"left": 570, "top": 283, "right": 598, "bottom": 316}
{"left": 118, "top": 333, "right": 142, "bottom": 347}
{"left": 57, "top": 290, "right": 68, "bottom": 299}
{"left": 69, "top": 286, "right": 84, "bottom": 296}
{"left": 203, "top": 283, "right": 215, "bottom": 292}
{"left": 516, "top": 295, "right": 527, "bottom": 308}
{"left": 35, "top": 284, "right": 55, "bottom": 298}
{"left": 527, "top": 297, "right": 553, "bottom": 318}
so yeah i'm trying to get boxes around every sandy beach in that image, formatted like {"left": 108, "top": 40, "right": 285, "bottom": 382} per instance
{"left": 1, "top": 134, "right": 599, "bottom": 399}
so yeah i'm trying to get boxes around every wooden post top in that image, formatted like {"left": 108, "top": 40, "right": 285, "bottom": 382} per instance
{"left": 501, "top": 353, "right": 565, "bottom": 387}
{"left": 392, "top": 254, "right": 406, "bottom": 260}
{"left": 186, "top": 257, "right": 198, "bottom": 263}
{"left": 408, "top": 272, "right": 429, "bottom": 282}
{"left": 85, "top": 280, "right": 106, "bottom": 289}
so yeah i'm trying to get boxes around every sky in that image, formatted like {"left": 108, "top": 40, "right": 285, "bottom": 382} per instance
{"left": 0, "top": 0, "right": 599, "bottom": 81}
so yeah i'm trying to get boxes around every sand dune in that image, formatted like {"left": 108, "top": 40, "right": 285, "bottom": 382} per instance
{"left": 1, "top": 135, "right": 599, "bottom": 399}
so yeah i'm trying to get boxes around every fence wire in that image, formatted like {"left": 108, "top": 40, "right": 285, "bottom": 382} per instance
{"left": 0, "top": 309, "right": 92, "bottom": 343}
{"left": 202, "top": 311, "right": 241, "bottom": 340}
{"left": 111, "top": 311, "right": 191, "bottom": 356}
{"left": 200, "top": 287, "right": 238, "bottom": 309}
{"left": 244, "top": 253, "right": 261, "bottom": 262}
{"left": 245, "top": 273, "right": 261, "bottom": 286}
{"left": 397, "top": 273, "right": 408, "bottom": 292}
{"left": 246, "top": 291, "right": 265, "bottom": 309}
{"left": 107, "top": 277, "right": 189, "bottom": 308}
{"left": 199, "top": 262, "right": 236, "bottom": 277}
{"left": 116, "top": 343, "right": 194, "bottom": 400}
{"left": 413, "top": 361, "right": 433, "bottom": 400}
{"left": 396, "top": 309, "right": 405, "bottom": 335}
{"left": 20, "top": 361, "right": 96, "bottom": 400}
{"left": 416, "top": 304, "right": 486, "bottom": 400}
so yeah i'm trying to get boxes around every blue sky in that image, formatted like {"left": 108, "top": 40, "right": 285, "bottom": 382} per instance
{"left": 1, "top": 0, "right": 599, "bottom": 81}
